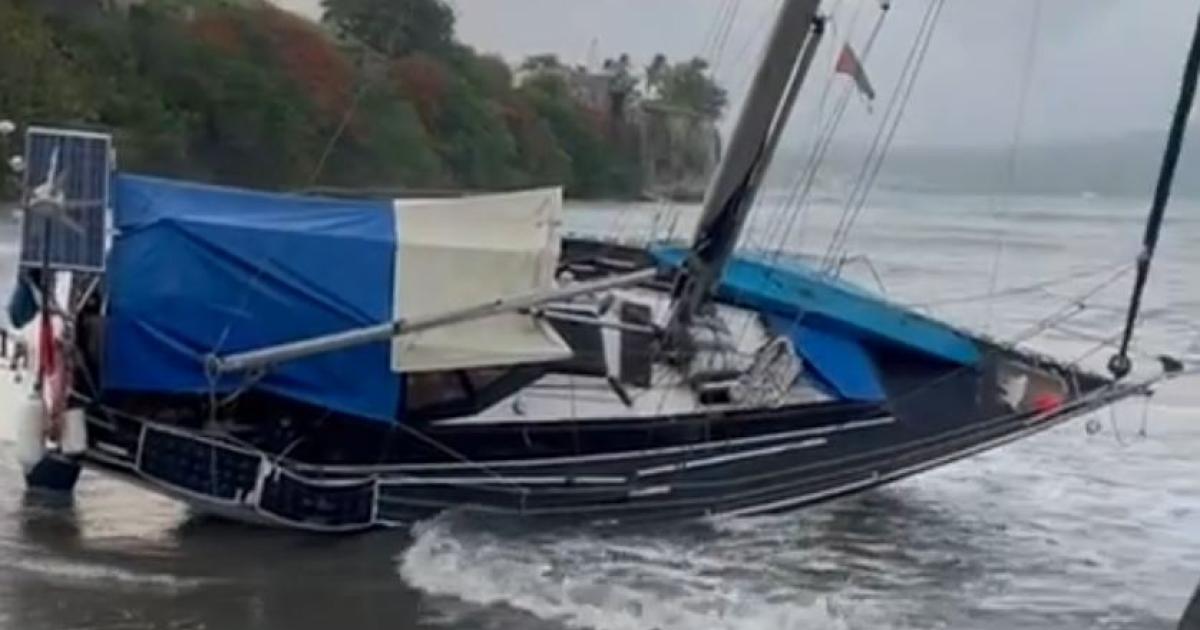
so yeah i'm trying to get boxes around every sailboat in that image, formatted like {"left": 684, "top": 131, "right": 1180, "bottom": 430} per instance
{"left": 2, "top": 0, "right": 1190, "bottom": 532}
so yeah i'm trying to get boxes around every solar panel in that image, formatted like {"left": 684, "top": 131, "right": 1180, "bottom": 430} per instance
{"left": 20, "top": 127, "right": 112, "bottom": 272}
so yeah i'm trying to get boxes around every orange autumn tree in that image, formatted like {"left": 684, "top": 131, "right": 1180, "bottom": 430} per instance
{"left": 254, "top": 6, "right": 354, "bottom": 122}
{"left": 391, "top": 52, "right": 449, "bottom": 131}
{"left": 188, "top": 11, "right": 244, "bottom": 56}
{"left": 6, "top": 0, "right": 651, "bottom": 197}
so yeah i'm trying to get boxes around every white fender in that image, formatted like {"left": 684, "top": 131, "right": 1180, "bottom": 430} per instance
{"left": 60, "top": 408, "right": 87, "bottom": 456}
{"left": 14, "top": 391, "right": 46, "bottom": 473}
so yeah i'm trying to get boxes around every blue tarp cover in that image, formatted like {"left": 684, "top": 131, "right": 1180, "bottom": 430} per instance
{"left": 767, "top": 316, "right": 886, "bottom": 402}
{"left": 652, "top": 246, "right": 980, "bottom": 367}
{"left": 104, "top": 175, "right": 402, "bottom": 423}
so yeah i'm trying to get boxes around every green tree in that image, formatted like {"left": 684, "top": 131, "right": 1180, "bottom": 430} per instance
{"left": 0, "top": 0, "right": 663, "bottom": 199}
{"left": 0, "top": 1, "right": 94, "bottom": 125}
{"left": 655, "top": 57, "right": 728, "bottom": 119}
{"left": 603, "top": 53, "right": 638, "bottom": 122}
{"left": 519, "top": 72, "right": 635, "bottom": 198}
{"left": 645, "top": 53, "right": 669, "bottom": 97}
{"left": 454, "top": 51, "right": 514, "bottom": 100}
{"left": 321, "top": 0, "right": 454, "bottom": 58}
{"left": 123, "top": 8, "right": 320, "bottom": 187}
{"left": 46, "top": 6, "right": 193, "bottom": 175}
{"left": 433, "top": 76, "right": 519, "bottom": 189}
{"left": 321, "top": 83, "right": 444, "bottom": 189}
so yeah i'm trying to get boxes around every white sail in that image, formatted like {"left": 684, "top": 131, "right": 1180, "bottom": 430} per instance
{"left": 390, "top": 188, "right": 571, "bottom": 373}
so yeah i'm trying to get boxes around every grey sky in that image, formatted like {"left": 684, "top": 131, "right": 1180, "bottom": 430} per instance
{"left": 273, "top": 0, "right": 1199, "bottom": 147}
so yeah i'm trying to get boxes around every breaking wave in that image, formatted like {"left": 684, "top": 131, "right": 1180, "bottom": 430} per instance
{"left": 9, "top": 555, "right": 207, "bottom": 592}
{"left": 398, "top": 512, "right": 868, "bottom": 630}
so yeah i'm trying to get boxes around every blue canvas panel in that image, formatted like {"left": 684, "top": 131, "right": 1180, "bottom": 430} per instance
{"left": 652, "top": 246, "right": 980, "bottom": 366}
{"left": 767, "top": 315, "right": 886, "bottom": 402}
{"left": 103, "top": 175, "right": 402, "bottom": 423}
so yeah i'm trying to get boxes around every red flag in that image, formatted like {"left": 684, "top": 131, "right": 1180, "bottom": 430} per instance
{"left": 835, "top": 44, "right": 876, "bottom": 101}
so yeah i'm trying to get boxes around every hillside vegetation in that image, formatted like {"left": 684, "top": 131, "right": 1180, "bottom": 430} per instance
{"left": 0, "top": 0, "right": 722, "bottom": 199}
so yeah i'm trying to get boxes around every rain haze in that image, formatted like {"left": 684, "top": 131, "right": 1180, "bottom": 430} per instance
{"left": 1, "top": 2, "right": 1199, "bottom": 629}
{"left": 272, "top": 0, "right": 1200, "bottom": 148}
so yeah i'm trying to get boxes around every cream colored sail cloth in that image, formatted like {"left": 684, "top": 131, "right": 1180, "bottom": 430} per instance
{"left": 390, "top": 188, "right": 571, "bottom": 372}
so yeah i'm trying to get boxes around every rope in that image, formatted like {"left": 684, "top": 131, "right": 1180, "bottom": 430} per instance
{"left": 1105, "top": 400, "right": 1153, "bottom": 447}
{"left": 1138, "top": 394, "right": 1151, "bottom": 437}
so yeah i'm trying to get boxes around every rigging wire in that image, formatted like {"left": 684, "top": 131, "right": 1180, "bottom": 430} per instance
{"left": 749, "top": 0, "right": 879, "bottom": 258}
{"left": 733, "top": 0, "right": 886, "bottom": 281}
{"left": 743, "top": 1, "right": 1126, "bottom": 380}
{"left": 821, "top": 0, "right": 947, "bottom": 272}
{"left": 711, "top": 0, "right": 744, "bottom": 78}
{"left": 820, "top": 0, "right": 944, "bottom": 268}
{"left": 813, "top": 0, "right": 871, "bottom": 122}
{"left": 702, "top": 0, "right": 738, "bottom": 63}
{"left": 636, "top": 0, "right": 746, "bottom": 248}
{"left": 903, "top": 260, "right": 1134, "bottom": 310}
{"left": 306, "top": 26, "right": 408, "bottom": 188}
{"left": 308, "top": 82, "right": 371, "bottom": 187}
{"left": 1109, "top": 5, "right": 1200, "bottom": 379}
{"left": 582, "top": 0, "right": 754, "bottom": 417}
{"left": 730, "top": 0, "right": 887, "bottom": 351}
{"left": 1009, "top": 263, "right": 1135, "bottom": 347}
{"left": 726, "top": 0, "right": 785, "bottom": 99}
{"left": 983, "top": 0, "right": 1043, "bottom": 334}
{"left": 209, "top": 23, "right": 417, "bottom": 413}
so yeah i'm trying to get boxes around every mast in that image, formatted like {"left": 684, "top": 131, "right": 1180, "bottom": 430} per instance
{"left": 1182, "top": 578, "right": 1200, "bottom": 630}
{"left": 668, "top": 0, "right": 825, "bottom": 336}
{"left": 1109, "top": 6, "right": 1200, "bottom": 379}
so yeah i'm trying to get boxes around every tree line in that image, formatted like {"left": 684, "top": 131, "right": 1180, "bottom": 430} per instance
{"left": 0, "top": 0, "right": 726, "bottom": 199}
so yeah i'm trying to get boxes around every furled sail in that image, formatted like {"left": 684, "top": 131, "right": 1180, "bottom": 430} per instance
{"left": 390, "top": 189, "right": 571, "bottom": 372}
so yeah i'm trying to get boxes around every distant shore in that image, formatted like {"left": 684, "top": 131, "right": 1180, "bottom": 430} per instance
{"left": 1, "top": 2, "right": 729, "bottom": 203}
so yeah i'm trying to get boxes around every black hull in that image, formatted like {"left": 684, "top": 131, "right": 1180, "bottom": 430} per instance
{"left": 24, "top": 453, "right": 82, "bottom": 494}
{"left": 59, "top": 238, "right": 1141, "bottom": 532}
{"left": 77, "top": 375, "right": 1137, "bottom": 532}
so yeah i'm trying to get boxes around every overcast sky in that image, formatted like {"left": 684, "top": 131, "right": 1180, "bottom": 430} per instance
{"left": 274, "top": 0, "right": 1200, "bottom": 148}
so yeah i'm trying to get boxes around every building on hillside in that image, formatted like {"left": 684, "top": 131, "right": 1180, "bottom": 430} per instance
{"left": 634, "top": 101, "right": 721, "bottom": 202}
{"left": 569, "top": 72, "right": 615, "bottom": 113}
{"left": 517, "top": 62, "right": 721, "bottom": 201}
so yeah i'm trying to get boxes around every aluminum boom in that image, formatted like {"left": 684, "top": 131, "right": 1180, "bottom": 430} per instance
{"left": 208, "top": 268, "right": 658, "bottom": 375}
